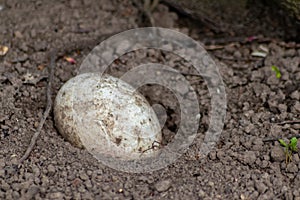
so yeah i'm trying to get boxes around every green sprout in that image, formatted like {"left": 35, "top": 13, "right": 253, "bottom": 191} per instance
{"left": 278, "top": 137, "right": 298, "bottom": 164}
{"left": 271, "top": 65, "right": 281, "bottom": 79}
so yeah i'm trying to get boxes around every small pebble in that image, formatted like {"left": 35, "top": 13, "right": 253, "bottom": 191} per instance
{"left": 270, "top": 146, "right": 285, "bottom": 162}
{"left": 24, "top": 185, "right": 40, "bottom": 199}
{"left": 154, "top": 179, "right": 171, "bottom": 192}
{"left": 49, "top": 192, "right": 64, "bottom": 199}
{"left": 0, "top": 169, "right": 5, "bottom": 177}
{"left": 290, "top": 90, "right": 299, "bottom": 100}
{"left": 14, "top": 31, "right": 23, "bottom": 38}
{"left": 233, "top": 51, "right": 242, "bottom": 58}
{"left": 255, "top": 181, "right": 268, "bottom": 194}
{"left": 292, "top": 101, "right": 300, "bottom": 113}
{"left": 79, "top": 172, "right": 89, "bottom": 181}
{"left": 47, "top": 165, "right": 56, "bottom": 175}
{"left": 243, "top": 151, "right": 257, "bottom": 165}
{"left": 286, "top": 163, "right": 298, "bottom": 173}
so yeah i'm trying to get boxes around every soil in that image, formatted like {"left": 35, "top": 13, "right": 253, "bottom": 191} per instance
{"left": 0, "top": 0, "right": 300, "bottom": 199}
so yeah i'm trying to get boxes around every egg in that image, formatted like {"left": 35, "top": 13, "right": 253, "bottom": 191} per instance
{"left": 54, "top": 73, "right": 162, "bottom": 160}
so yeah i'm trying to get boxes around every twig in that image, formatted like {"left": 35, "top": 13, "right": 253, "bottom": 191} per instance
{"left": 203, "top": 36, "right": 272, "bottom": 46}
{"left": 19, "top": 33, "right": 115, "bottom": 164}
{"left": 214, "top": 54, "right": 259, "bottom": 62}
{"left": 263, "top": 120, "right": 300, "bottom": 142}
{"left": 160, "top": 68, "right": 211, "bottom": 79}
{"left": 140, "top": 140, "right": 162, "bottom": 155}
{"left": 18, "top": 50, "right": 56, "bottom": 164}
{"left": 263, "top": 134, "right": 300, "bottom": 143}
{"left": 275, "top": 120, "right": 300, "bottom": 125}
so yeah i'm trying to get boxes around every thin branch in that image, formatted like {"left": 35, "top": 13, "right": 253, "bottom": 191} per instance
{"left": 263, "top": 134, "right": 300, "bottom": 143}
{"left": 18, "top": 33, "right": 115, "bottom": 164}
{"left": 18, "top": 50, "right": 56, "bottom": 164}
{"left": 276, "top": 120, "right": 300, "bottom": 125}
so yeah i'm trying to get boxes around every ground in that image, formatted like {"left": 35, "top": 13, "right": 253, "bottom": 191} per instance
{"left": 0, "top": 0, "right": 300, "bottom": 199}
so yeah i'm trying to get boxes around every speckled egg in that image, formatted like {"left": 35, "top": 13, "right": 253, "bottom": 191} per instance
{"left": 54, "top": 73, "right": 162, "bottom": 160}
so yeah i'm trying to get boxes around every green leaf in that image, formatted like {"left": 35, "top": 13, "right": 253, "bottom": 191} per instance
{"left": 271, "top": 65, "right": 281, "bottom": 78}
{"left": 289, "top": 137, "right": 298, "bottom": 152}
{"left": 279, "top": 139, "right": 288, "bottom": 147}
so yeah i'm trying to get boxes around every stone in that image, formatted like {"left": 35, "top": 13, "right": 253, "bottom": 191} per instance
{"left": 243, "top": 151, "right": 257, "bottom": 165}
{"left": 0, "top": 169, "right": 4, "bottom": 178}
{"left": 286, "top": 163, "right": 298, "bottom": 173}
{"left": 49, "top": 192, "right": 64, "bottom": 199}
{"left": 290, "top": 90, "right": 299, "bottom": 100}
{"left": 154, "top": 179, "right": 172, "bottom": 192}
{"left": 24, "top": 185, "right": 40, "bottom": 199}
{"left": 47, "top": 165, "right": 56, "bottom": 175}
{"left": 79, "top": 172, "right": 89, "bottom": 181}
{"left": 270, "top": 146, "right": 285, "bottom": 162}
{"left": 255, "top": 181, "right": 268, "bottom": 194}
{"left": 292, "top": 101, "right": 300, "bottom": 113}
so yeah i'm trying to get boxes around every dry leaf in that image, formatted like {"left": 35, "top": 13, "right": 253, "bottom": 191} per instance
{"left": 0, "top": 45, "right": 9, "bottom": 56}
{"left": 64, "top": 56, "right": 76, "bottom": 64}
{"left": 246, "top": 36, "right": 258, "bottom": 42}
{"left": 205, "top": 45, "right": 224, "bottom": 50}
{"left": 37, "top": 64, "right": 45, "bottom": 71}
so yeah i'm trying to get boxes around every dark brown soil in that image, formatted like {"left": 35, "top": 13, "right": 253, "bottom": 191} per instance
{"left": 0, "top": 0, "right": 299, "bottom": 199}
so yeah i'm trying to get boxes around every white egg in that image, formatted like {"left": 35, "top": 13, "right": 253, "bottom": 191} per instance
{"left": 54, "top": 73, "right": 162, "bottom": 160}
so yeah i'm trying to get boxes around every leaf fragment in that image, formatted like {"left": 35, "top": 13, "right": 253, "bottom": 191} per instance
{"left": 37, "top": 64, "right": 45, "bottom": 71}
{"left": 278, "top": 139, "right": 288, "bottom": 147}
{"left": 290, "top": 137, "right": 298, "bottom": 152}
{"left": 271, "top": 65, "right": 281, "bottom": 78}
{"left": 0, "top": 45, "right": 8, "bottom": 56}
{"left": 246, "top": 36, "right": 258, "bottom": 42}
{"left": 64, "top": 56, "right": 76, "bottom": 64}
